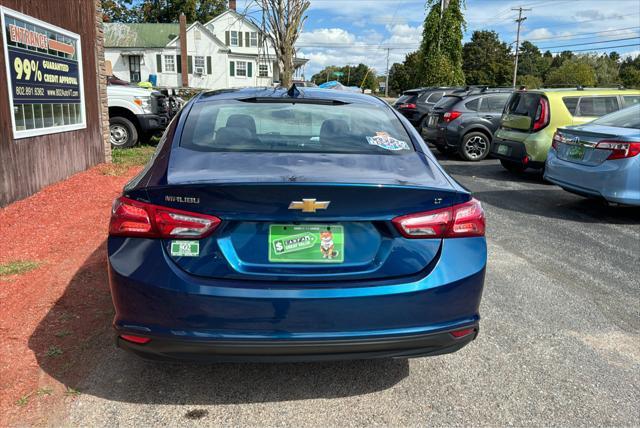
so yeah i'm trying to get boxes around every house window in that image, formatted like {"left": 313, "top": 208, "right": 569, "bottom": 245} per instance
{"left": 129, "top": 55, "right": 141, "bottom": 83}
{"left": 194, "top": 56, "right": 205, "bottom": 74}
{"left": 250, "top": 32, "right": 258, "bottom": 47}
{"left": 259, "top": 64, "right": 268, "bottom": 77}
{"left": 230, "top": 31, "right": 238, "bottom": 46}
{"left": 236, "top": 61, "right": 247, "bottom": 77}
{"left": 163, "top": 55, "right": 175, "bottom": 72}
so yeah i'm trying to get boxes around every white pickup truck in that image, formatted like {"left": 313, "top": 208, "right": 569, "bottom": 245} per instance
{"left": 107, "top": 78, "right": 180, "bottom": 148}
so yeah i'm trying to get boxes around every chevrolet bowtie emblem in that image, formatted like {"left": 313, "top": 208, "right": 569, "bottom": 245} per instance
{"left": 288, "top": 198, "right": 330, "bottom": 213}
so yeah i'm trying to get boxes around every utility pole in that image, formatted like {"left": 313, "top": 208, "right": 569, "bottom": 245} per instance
{"left": 512, "top": 6, "right": 531, "bottom": 88}
{"left": 385, "top": 48, "right": 390, "bottom": 97}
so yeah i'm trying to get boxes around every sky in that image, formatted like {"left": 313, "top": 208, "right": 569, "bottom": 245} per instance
{"left": 237, "top": 0, "right": 640, "bottom": 79}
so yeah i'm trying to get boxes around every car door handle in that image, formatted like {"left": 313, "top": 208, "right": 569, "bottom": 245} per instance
{"left": 482, "top": 115, "right": 493, "bottom": 119}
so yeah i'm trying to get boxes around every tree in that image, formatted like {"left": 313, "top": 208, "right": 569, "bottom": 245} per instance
{"left": 620, "top": 55, "right": 640, "bottom": 88}
{"left": 545, "top": 58, "right": 597, "bottom": 87}
{"left": 462, "top": 30, "right": 511, "bottom": 86}
{"left": 517, "top": 41, "right": 549, "bottom": 79}
{"left": 141, "top": 0, "right": 226, "bottom": 23}
{"left": 388, "top": 51, "right": 422, "bottom": 94}
{"left": 517, "top": 74, "right": 542, "bottom": 89}
{"left": 310, "top": 64, "right": 378, "bottom": 91}
{"left": 418, "top": 0, "right": 465, "bottom": 86}
{"left": 255, "top": 0, "right": 310, "bottom": 87}
{"left": 101, "top": 0, "right": 140, "bottom": 22}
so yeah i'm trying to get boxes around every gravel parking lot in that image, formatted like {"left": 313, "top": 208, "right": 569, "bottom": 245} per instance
{"left": 53, "top": 152, "right": 640, "bottom": 426}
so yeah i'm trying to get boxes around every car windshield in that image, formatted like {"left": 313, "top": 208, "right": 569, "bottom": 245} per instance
{"left": 396, "top": 94, "right": 418, "bottom": 104}
{"left": 433, "top": 95, "right": 461, "bottom": 111}
{"left": 181, "top": 100, "right": 414, "bottom": 154}
{"left": 591, "top": 105, "right": 640, "bottom": 129}
{"left": 504, "top": 92, "right": 541, "bottom": 118}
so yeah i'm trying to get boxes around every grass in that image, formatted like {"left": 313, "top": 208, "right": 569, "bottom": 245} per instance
{"left": 102, "top": 144, "right": 156, "bottom": 176}
{"left": 15, "top": 387, "right": 53, "bottom": 407}
{"left": 112, "top": 144, "right": 156, "bottom": 167}
{"left": 45, "top": 345, "right": 63, "bottom": 357}
{"left": 0, "top": 260, "right": 39, "bottom": 277}
{"left": 64, "top": 387, "right": 80, "bottom": 397}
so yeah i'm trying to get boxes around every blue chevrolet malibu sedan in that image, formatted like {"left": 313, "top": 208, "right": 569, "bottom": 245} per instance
{"left": 545, "top": 104, "right": 640, "bottom": 206}
{"left": 108, "top": 87, "right": 487, "bottom": 362}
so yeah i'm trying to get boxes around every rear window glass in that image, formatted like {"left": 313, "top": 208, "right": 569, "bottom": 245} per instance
{"left": 577, "top": 96, "right": 618, "bottom": 117}
{"left": 427, "top": 92, "right": 444, "bottom": 103}
{"left": 181, "top": 101, "right": 415, "bottom": 154}
{"left": 465, "top": 98, "right": 479, "bottom": 111}
{"left": 623, "top": 95, "right": 640, "bottom": 107}
{"left": 434, "top": 95, "right": 461, "bottom": 111}
{"left": 592, "top": 104, "right": 640, "bottom": 129}
{"left": 396, "top": 94, "right": 417, "bottom": 104}
{"left": 563, "top": 97, "right": 579, "bottom": 115}
{"left": 479, "top": 94, "right": 511, "bottom": 112}
{"left": 504, "top": 92, "right": 542, "bottom": 118}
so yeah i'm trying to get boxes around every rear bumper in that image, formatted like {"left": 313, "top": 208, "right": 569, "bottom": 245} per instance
{"left": 117, "top": 327, "right": 479, "bottom": 362}
{"left": 423, "top": 125, "right": 458, "bottom": 147}
{"left": 108, "top": 237, "right": 486, "bottom": 362}
{"left": 544, "top": 150, "right": 640, "bottom": 206}
{"left": 491, "top": 136, "right": 545, "bottom": 169}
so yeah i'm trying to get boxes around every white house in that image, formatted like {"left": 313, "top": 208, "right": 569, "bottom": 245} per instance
{"left": 104, "top": 8, "right": 307, "bottom": 90}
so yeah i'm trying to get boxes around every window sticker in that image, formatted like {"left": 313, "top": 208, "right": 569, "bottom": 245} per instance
{"left": 366, "top": 131, "right": 410, "bottom": 151}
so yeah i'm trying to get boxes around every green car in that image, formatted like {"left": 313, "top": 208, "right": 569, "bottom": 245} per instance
{"left": 491, "top": 88, "right": 640, "bottom": 173}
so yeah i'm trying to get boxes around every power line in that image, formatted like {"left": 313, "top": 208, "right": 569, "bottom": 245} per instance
{"left": 537, "top": 36, "right": 640, "bottom": 50}
{"left": 523, "top": 26, "right": 640, "bottom": 42}
{"left": 547, "top": 42, "right": 640, "bottom": 53}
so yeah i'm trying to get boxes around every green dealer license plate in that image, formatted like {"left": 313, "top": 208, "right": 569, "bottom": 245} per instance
{"left": 567, "top": 145, "right": 586, "bottom": 160}
{"left": 269, "top": 224, "right": 344, "bottom": 263}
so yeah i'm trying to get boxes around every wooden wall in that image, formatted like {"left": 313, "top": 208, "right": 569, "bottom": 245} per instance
{"left": 0, "top": 0, "right": 106, "bottom": 207}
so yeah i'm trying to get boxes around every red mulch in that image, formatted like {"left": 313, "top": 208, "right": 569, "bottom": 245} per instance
{"left": 0, "top": 165, "right": 141, "bottom": 426}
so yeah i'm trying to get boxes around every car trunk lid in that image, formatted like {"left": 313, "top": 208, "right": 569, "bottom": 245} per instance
{"left": 142, "top": 150, "right": 466, "bottom": 283}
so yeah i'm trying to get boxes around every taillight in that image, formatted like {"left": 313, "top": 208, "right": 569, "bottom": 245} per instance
{"left": 532, "top": 97, "right": 549, "bottom": 131}
{"left": 595, "top": 140, "right": 640, "bottom": 160}
{"left": 120, "top": 334, "right": 151, "bottom": 344}
{"left": 443, "top": 111, "right": 462, "bottom": 122}
{"left": 392, "top": 198, "right": 485, "bottom": 239}
{"left": 109, "top": 197, "right": 221, "bottom": 238}
{"left": 399, "top": 103, "right": 417, "bottom": 109}
{"left": 551, "top": 131, "right": 563, "bottom": 150}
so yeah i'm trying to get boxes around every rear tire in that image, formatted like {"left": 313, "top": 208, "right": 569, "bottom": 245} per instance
{"left": 419, "top": 116, "right": 429, "bottom": 135}
{"left": 110, "top": 116, "right": 138, "bottom": 148}
{"left": 459, "top": 131, "right": 490, "bottom": 161}
{"left": 500, "top": 159, "right": 527, "bottom": 173}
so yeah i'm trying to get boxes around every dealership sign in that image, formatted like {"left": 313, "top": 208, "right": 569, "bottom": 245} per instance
{"left": 1, "top": 6, "right": 86, "bottom": 139}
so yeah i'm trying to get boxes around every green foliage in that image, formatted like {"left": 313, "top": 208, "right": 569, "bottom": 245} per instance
{"left": 112, "top": 145, "right": 157, "bottom": 167}
{"left": 620, "top": 56, "right": 640, "bottom": 88}
{"left": 518, "top": 74, "right": 543, "bottom": 89}
{"left": 101, "top": 0, "right": 140, "bottom": 22}
{"left": 102, "top": 0, "right": 226, "bottom": 23}
{"left": 141, "top": 0, "right": 226, "bottom": 23}
{"left": 418, "top": 0, "right": 465, "bottom": 86}
{"left": 462, "top": 31, "right": 512, "bottom": 86}
{"left": 388, "top": 51, "right": 422, "bottom": 94}
{"left": 311, "top": 64, "right": 378, "bottom": 90}
{"left": 545, "top": 58, "right": 597, "bottom": 87}
{"left": 0, "top": 260, "right": 39, "bottom": 277}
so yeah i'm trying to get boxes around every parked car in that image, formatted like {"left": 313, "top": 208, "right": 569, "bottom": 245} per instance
{"left": 107, "top": 87, "right": 487, "bottom": 362}
{"left": 544, "top": 104, "right": 640, "bottom": 206}
{"left": 107, "top": 75, "right": 183, "bottom": 148}
{"left": 491, "top": 88, "right": 640, "bottom": 173}
{"left": 393, "top": 87, "right": 460, "bottom": 132}
{"left": 423, "top": 87, "right": 513, "bottom": 161}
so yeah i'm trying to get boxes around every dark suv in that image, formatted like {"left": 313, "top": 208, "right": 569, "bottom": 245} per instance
{"left": 393, "top": 87, "right": 461, "bottom": 132}
{"left": 423, "top": 88, "right": 513, "bottom": 161}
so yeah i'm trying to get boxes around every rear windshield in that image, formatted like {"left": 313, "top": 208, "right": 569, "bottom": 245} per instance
{"left": 504, "top": 92, "right": 542, "bottom": 118}
{"left": 591, "top": 105, "right": 640, "bottom": 129}
{"left": 433, "top": 95, "right": 461, "bottom": 111}
{"left": 181, "top": 101, "right": 414, "bottom": 154}
{"left": 396, "top": 94, "right": 418, "bottom": 104}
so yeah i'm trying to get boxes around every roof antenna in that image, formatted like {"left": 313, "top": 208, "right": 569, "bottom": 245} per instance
{"left": 287, "top": 83, "right": 301, "bottom": 98}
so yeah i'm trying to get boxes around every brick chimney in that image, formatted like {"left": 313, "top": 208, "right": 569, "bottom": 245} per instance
{"left": 179, "top": 13, "right": 188, "bottom": 87}
{"left": 229, "top": 0, "right": 236, "bottom": 11}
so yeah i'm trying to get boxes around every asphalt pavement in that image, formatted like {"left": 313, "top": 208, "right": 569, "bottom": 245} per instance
{"left": 67, "top": 152, "right": 640, "bottom": 426}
